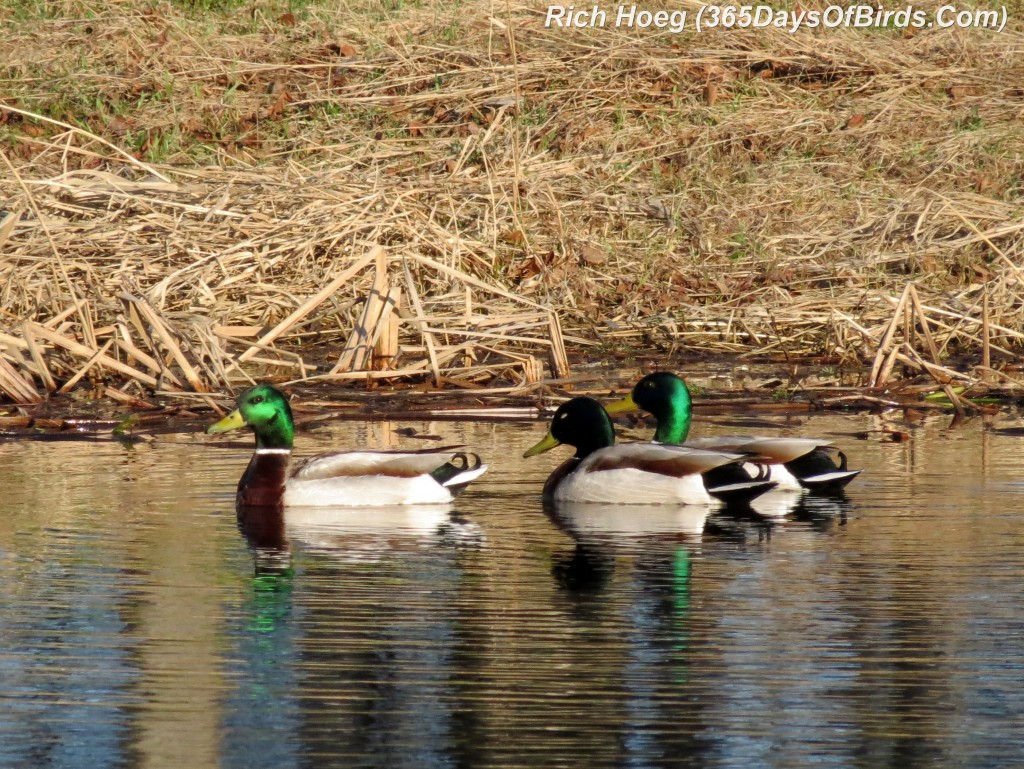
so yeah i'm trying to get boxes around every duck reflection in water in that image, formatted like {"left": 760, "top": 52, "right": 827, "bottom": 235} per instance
{"left": 237, "top": 504, "right": 292, "bottom": 577}
{"left": 543, "top": 488, "right": 852, "bottom": 597}
{"left": 539, "top": 497, "right": 715, "bottom": 761}
{"left": 224, "top": 498, "right": 489, "bottom": 769}
{"left": 236, "top": 501, "right": 484, "bottom": 575}
{"left": 543, "top": 498, "right": 710, "bottom": 598}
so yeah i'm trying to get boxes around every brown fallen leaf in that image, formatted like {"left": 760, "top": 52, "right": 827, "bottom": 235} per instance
{"left": 107, "top": 116, "right": 132, "bottom": 136}
{"left": 845, "top": 113, "right": 866, "bottom": 129}
{"left": 501, "top": 229, "right": 527, "bottom": 246}
{"left": 948, "top": 84, "right": 979, "bottom": 102}
{"left": 639, "top": 197, "right": 671, "bottom": 221}
{"left": 579, "top": 243, "right": 607, "bottom": 265}
{"left": 278, "top": 12, "right": 296, "bottom": 26}
{"left": 704, "top": 82, "right": 718, "bottom": 106}
{"left": 266, "top": 91, "right": 289, "bottom": 119}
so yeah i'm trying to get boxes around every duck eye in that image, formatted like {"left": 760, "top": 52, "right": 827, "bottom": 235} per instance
{"left": 251, "top": 395, "right": 264, "bottom": 404}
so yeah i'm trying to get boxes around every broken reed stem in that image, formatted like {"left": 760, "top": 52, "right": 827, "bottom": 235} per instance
{"left": 868, "top": 283, "right": 912, "bottom": 388}
{"left": 402, "top": 258, "right": 441, "bottom": 387}
{"left": 981, "top": 284, "right": 991, "bottom": 383}
{"left": 59, "top": 338, "right": 114, "bottom": 393}
{"left": 114, "top": 319, "right": 183, "bottom": 387}
{"left": 21, "top": 324, "right": 57, "bottom": 393}
{"left": 862, "top": 282, "right": 981, "bottom": 414}
{"left": 24, "top": 321, "right": 158, "bottom": 388}
{"left": 908, "top": 285, "right": 941, "bottom": 363}
{"left": 334, "top": 248, "right": 389, "bottom": 372}
{"left": 122, "top": 281, "right": 208, "bottom": 392}
{"left": 237, "top": 246, "right": 381, "bottom": 364}
{"left": 0, "top": 353, "right": 42, "bottom": 403}
{"left": 548, "top": 311, "right": 570, "bottom": 379}
{"left": 908, "top": 284, "right": 969, "bottom": 416}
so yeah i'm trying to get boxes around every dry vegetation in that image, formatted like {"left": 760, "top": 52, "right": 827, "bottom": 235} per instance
{"left": 1, "top": 0, "right": 1023, "bottom": 408}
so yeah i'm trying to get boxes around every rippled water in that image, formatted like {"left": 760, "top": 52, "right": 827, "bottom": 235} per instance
{"left": 3, "top": 407, "right": 1024, "bottom": 768}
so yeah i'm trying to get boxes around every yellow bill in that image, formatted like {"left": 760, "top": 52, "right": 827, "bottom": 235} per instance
{"left": 523, "top": 431, "right": 561, "bottom": 458}
{"left": 602, "top": 393, "right": 638, "bottom": 415}
{"left": 206, "top": 408, "right": 246, "bottom": 435}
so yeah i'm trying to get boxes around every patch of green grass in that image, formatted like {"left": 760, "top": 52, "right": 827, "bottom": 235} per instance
{"left": 440, "top": 18, "right": 462, "bottom": 43}
{"left": 1008, "top": 175, "right": 1023, "bottom": 200}
{"left": 727, "top": 230, "right": 760, "bottom": 260}
{"left": 519, "top": 103, "right": 549, "bottom": 128}
{"left": 5, "top": 0, "right": 71, "bottom": 20}
{"left": 955, "top": 107, "right": 984, "bottom": 131}
{"left": 173, "top": 0, "right": 250, "bottom": 11}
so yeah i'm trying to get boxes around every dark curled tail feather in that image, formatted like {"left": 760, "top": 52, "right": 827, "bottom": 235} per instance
{"left": 702, "top": 460, "right": 760, "bottom": 489}
{"left": 703, "top": 460, "right": 776, "bottom": 506}
{"left": 783, "top": 447, "right": 840, "bottom": 479}
{"left": 430, "top": 451, "right": 483, "bottom": 486}
{"left": 785, "top": 448, "right": 861, "bottom": 493}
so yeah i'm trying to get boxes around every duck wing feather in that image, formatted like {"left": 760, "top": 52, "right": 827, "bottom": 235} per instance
{"left": 685, "top": 436, "right": 830, "bottom": 464}
{"left": 291, "top": 445, "right": 467, "bottom": 480}
{"left": 582, "top": 443, "right": 744, "bottom": 478}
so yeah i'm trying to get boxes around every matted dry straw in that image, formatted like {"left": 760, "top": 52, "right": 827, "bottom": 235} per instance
{"left": 1, "top": 0, "right": 1023, "bottom": 404}
{"left": 0, "top": 166, "right": 572, "bottom": 403}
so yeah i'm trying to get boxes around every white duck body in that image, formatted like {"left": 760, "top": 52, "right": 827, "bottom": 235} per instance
{"left": 545, "top": 443, "right": 756, "bottom": 506}
{"left": 283, "top": 449, "right": 489, "bottom": 507}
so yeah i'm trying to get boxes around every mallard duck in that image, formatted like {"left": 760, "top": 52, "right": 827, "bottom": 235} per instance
{"left": 604, "top": 372, "right": 860, "bottom": 493}
{"left": 206, "top": 383, "right": 488, "bottom": 508}
{"left": 522, "top": 396, "right": 776, "bottom": 505}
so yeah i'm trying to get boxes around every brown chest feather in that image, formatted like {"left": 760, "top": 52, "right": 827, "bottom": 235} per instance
{"left": 237, "top": 452, "right": 290, "bottom": 509}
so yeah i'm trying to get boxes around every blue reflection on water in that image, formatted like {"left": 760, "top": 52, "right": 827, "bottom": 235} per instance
{"left": 219, "top": 508, "right": 472, "bottom": 769}
{"left": 0, "top": 538, "right": 139, "bottom": 769}
{"left": 220, "top": 563, "right": 301, "bottom": 769}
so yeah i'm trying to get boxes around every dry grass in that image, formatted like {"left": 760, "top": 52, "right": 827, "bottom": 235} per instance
{"left": 1, "top": 0, "right": 1023, "bottom": 405}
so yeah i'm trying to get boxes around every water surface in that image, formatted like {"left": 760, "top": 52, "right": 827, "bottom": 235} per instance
{"left": 2, "top": 409, "right": 1024, "bottom": 768}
